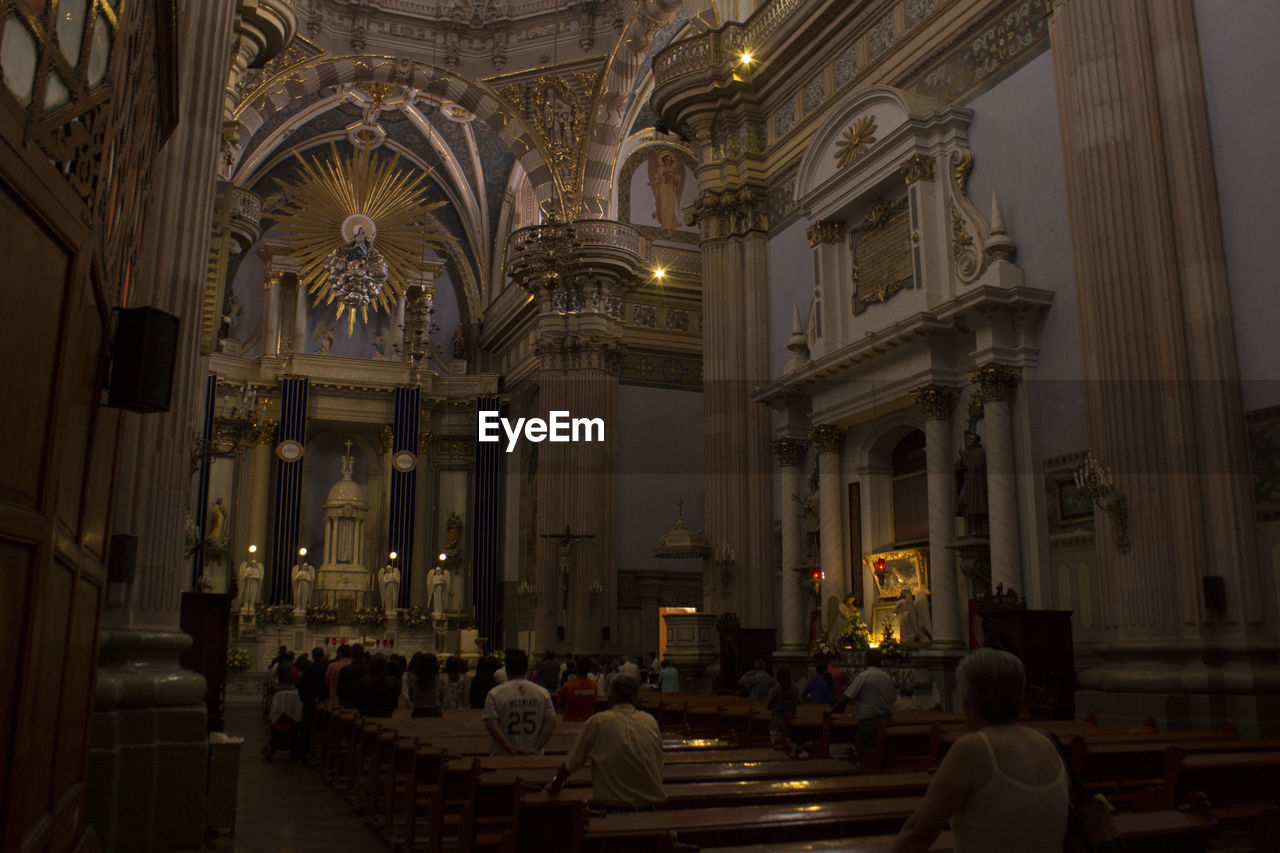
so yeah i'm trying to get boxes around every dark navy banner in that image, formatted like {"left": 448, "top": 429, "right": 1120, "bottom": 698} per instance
{"left": 389, "top": 385, "right": 420, "bottom": 608}
{"left": 472, "top": 396, "right": 501, "bottom": 644}
{"left": 270, "top": 376, "right": 308, "bottom": 603}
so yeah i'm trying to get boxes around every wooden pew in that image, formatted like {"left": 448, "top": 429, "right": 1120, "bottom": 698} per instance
{"left": 478, "top": 757, "right": 864, "bottom": 789}
{"left": 1139, "top": 749, "right": 1280, "bottom": 812}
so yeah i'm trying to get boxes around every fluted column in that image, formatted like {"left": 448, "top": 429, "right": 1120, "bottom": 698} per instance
{"left": 811, "top": 425, "right": 846, "bottom": 609}
{"left": 913, "top": 385, "right": 962, "bottom": 648}
{"left": 1049, "top": 0, "right": 1261, "bottom": 642}
{"left": 774, "top": 437, "right": 810, "bottom": 654}
{"left": 972, "top": 365, "right": 1021, "bottom": 594}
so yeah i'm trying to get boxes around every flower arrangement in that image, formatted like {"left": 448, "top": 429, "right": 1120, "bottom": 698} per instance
{"left": 306, "top": 603, "right": 338, "bottom": 624}
{"left": 255, "top": 604, "right": 295, "bottom": 625}
{"left": 227, "top": 647, "right": 252, "bottom": 671}
{"left": 396, "top": 605, "right": 431, "bottom": 629}
{"left": 352, "top": 607, "right": 387, "bottom": 629}
{"left": 837, "top": 598, "right": 872, "bottom": 650}
{"left": 811, "top": 630, "right": 838, "bottom": 659}
{"left": 877, "top": 620, "right": 911, "bottom": 664}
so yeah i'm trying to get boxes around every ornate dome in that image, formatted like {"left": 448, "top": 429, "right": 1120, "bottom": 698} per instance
{"left": 325, "top": 448, "right": 366, "bottom": 505}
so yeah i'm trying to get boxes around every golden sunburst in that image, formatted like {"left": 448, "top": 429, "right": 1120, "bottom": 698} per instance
{"left": 834, "top": 115, "right": 878, "bottom": 168}
{"left": 272, "top": 142, "right": 451, "bottom": 333}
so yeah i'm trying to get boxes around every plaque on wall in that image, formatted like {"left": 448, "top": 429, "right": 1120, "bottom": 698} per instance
{"left": 851, "top": 197, "right": 913, "bottom": 314}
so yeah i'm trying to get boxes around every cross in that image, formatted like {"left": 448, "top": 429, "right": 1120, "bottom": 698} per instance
{"left": 344, "top": 439, "right": 354, "bottom": 456}
{"left": 540, "top": 524, "right": 595, "bottom": 611}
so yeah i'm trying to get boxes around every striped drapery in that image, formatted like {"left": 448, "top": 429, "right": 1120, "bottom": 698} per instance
{"left": 269, "top": 376, "right": 309, "bottom": 603}
{"left": 192, "top": 372, "right": 217, "bottom": 587}
{"left": 472, "top": 396, "right": 501, "bottom": 644}
{"left": 388, "top": 385, "right": 420, "bottom": 608}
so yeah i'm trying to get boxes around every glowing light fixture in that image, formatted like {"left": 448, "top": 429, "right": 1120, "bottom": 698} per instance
{"left": 389, "top": 551, "right": 398, "bottom": 561}
{"left": 438, "top": 552, "right": 448, "bottom": 561}
{"left": 740, "top": 51, "right": 753, "bottom": 65}
{"left": 299, "top": 547, "right": 307, "bottom": 556}
{"left": 652, "top": 267, "right": 666, "bottom": 280}
{"left": 248, "top": 544, "right": 257, "bottom": 554}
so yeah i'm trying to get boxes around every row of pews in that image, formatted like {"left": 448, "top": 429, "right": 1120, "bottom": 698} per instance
{"left": 305, "top": 691, "right": 1280, "bottom": 852}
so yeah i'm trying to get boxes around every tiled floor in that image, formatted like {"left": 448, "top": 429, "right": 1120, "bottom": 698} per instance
{"left": 201, "top": 703, "right": 385, "bottom": 853}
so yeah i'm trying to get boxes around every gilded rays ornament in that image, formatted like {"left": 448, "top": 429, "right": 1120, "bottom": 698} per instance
{"left": 834, "top": 115, "right": 878, "bottom": 168}
{"left": 272, "top": 143, "right": 450, "bottom": 334}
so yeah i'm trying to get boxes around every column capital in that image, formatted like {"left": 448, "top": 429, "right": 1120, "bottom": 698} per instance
{"left": 809, "top": 424, "right": 845, "bottom": 454}
{"left": 805, "top": 219, "right": 845, "bottom": 246}
{"left": 263, "top": 270, "right": 283, "bottom": 289}
{"left": 255, "top": 419, "right": 278, "bottom": 445}
{"left": 772, "top": 437, "right": 810, "bottom": 468}
{"left": 970, "top": 363, "right": 1021, "bottom": 402}
{"left": 899, "top": 153, "right": 936, "bottom": 185}
{"left": 911, "top": 384, "right": 959, "bottom": 421}
{"left": 689, "top": 184, "right": 769, "bottom": 241}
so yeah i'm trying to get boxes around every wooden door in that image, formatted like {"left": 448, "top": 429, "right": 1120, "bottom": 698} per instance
{"left": 0, "top": 2, "right": 176, "bottom": 851}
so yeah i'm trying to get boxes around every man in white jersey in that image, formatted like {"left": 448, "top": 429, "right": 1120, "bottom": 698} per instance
{"left": 482, "top": 649, "right": 557, "bottom": 756}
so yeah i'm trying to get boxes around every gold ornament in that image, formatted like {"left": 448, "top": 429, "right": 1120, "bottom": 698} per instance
{"left": 835, "top": 115, "right": 878, "bottom": 167}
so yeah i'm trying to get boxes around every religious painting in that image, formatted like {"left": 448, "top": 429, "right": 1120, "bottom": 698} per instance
{"left": 864, "top": 548, "right": 929, "bottom": 600}
{"left": 1057, "top": 481, "right": 1094, "bottom": 521}
{"left": 1044, "top": 451, "right": 1094, "bottom": 528}
{"left": 871, "top": 601, "right": 900, "bottom": 643}
{"left": 647, "top": 150, "right": 686, "bottom": 233}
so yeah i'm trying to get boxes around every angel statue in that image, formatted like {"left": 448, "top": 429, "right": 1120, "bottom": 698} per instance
{"left": 312, "top": 323, "right": 336, "bottom": 354}
{"left": 647, "top": 150, "right": 686, "bottom": 233}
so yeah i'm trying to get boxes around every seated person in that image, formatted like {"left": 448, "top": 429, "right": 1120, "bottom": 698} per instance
{"left": 888, "top": 648, "right": 1068, "bottom": 853}
{"left": 545, "top": 675, "right": 665, "bottom": 809}
{"left": 737, "top": 659, "right": 777, "bottom": 701}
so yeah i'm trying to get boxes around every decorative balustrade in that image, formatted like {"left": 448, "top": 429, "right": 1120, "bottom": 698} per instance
{"left": 653, "top": 0, "right": 803, "bottom": 86}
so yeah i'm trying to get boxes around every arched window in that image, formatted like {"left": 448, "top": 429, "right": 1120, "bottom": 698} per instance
{"left": 891, "top": 430, "right": 928, "bottom": 544}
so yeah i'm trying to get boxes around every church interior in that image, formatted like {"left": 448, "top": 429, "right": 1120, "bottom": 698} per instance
{"left": 4, "top": 0, "right": 1280, "bottom": 850}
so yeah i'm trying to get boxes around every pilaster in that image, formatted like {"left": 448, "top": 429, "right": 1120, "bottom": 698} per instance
{"left": 774, "top": 437, "right": 810, "bottom": 654}
{"left": 972, "top": 364, "right": 1021, "bottom": 594}
{"left": 912, "top": 385, "right": 962, "bottom": 648}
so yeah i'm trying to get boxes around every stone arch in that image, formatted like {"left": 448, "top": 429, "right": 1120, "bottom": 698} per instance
{"left": 230, "top": 54, "right": 561, "bottom": 210}
{"left": 616, "top": 138, "right": 697, "bottom": 225}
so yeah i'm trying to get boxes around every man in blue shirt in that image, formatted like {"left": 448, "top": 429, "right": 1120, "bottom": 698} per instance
{"left": 737, "top": 659, "right": 777, "bottom": 701}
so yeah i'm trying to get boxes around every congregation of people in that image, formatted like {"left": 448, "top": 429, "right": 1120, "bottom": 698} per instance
{"left": 255, "top": 640, "right": 1085, "bottom": 849}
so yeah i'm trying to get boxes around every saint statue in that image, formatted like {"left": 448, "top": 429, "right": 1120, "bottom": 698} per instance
{"left": 346, "top": 225, "right": 373, "bottom": 261}
{"left": 894, "top": 587, "right": 933, "bottom": 645}
{"left": 238, "top": 557, "right": 263, "bottom": 615}
{"left": 452, "top": 326, "right": 469, "bottom": 360}
{"left": 291, "top": 556, "right": 315, "bottom": 612}
{"left": 379, "top": 562, "right": 401, "bottom": 615}
{"left": 208, "top": 497, "right": 227, "bottom": 544}
{"left": 444, "top": 511, "right": 463, "bottom": 557}
{"left": 955, "top": 431, "right": 989, "bottom": 537}
{"left": 428, "top": 565, "right": 450, "bottom": 620}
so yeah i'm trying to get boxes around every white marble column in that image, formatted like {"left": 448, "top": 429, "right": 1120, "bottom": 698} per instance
{"left": 811, "top": 425, "right": 846, "bottom": 609}
{"left": 973, "top": 365, "right": 1021, "bottom": 595}
{"left": 244, "top": 427, "right": 275, "bottom": 600}
{"left": 774, "top": 437, "right": 810, "bottom": 654}
{"left": 261, "top": 267, "right": 281, "bottom": 356}
{"left": 913, "top": 385, "right": 962, "bottom": 648}
{"left": 292, "top": 285, "right": 308, "bottom": 355}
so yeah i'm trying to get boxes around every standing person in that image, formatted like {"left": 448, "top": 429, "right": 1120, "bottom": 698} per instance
{"left": 336, "top": 644, "right": 368, "bottom": 709}
{"left": 832, "top": 649, "right": 896, "bottom": 758}
{"left": 888, "top": 649, "right": 1068, "bottom": 853}
{"left": 800, "top": 660, "right": 836, "bottom": 705}
{"left": 406, "top": 653, "right": 445, "bottom": 717}
{"left": 659, "top": 659, "right": 680, "bottom": 693}
{"left": 442, "top": 656, "right": 470, "bottom": 711}
{"left": 481, "top": 649, "right": 556, "bottom": 756}
{"left": 296, "top": 647, "right": 328, "bottom": 747}
{"left": 325, "top": 644, "right": 352, "bottom": 705}
{"left": 648, "top": 653, "right": 662, "bottom": 685}
{"left": 357, "top": 653, "right": 401, "bottom": 718}
{"left": 471, "top": 655, "right": 499, "bottom": 709}
{"left": 738, "top": 659, "right": 777, "bottom": 701}
{"left": 765, "top": 666, "right": 800, "bottom": 747}
{"left": 619, "top": 657, "right": 640, "bottom": 680}
{"left": 544, "top": 675, "right": 665, "bottom": 809}
{"left": 559, "top": 657, "right": 598, "bottom": 722}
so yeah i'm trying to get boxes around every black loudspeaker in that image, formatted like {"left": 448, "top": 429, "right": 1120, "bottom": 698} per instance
{"left": 107, "top": 307, "right": 180, "bottom": 413}
{"left": 108, "top": 534, "right": 138, "bottom": 583}
{"left": 1203, "top": 575, "right": 1226, "bottom": 611}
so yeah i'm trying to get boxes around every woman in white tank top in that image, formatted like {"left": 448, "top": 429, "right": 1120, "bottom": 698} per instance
{"left": 889, "top": 648, "right": 1069, "bottom": 852}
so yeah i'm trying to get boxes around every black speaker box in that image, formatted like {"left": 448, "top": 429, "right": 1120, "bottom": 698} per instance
{"left": 107, "top": 307, "right": 180, "bottom": 413}
{"left": 108, "top": 534, "right": 138, "bottom": 584}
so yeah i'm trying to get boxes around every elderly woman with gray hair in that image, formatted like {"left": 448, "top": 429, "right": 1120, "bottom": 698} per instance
{"left": 889, "top": 648, "right": 1069, "bottom": 852}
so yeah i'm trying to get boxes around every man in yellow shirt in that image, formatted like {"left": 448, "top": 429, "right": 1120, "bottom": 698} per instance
{"left": 544, "top": 675, "right": 665, "bottom": 809}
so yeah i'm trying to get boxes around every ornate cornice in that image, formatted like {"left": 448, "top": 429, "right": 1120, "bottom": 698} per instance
{"left": 535, "top": 333, "right": 628, "bottom": 374}
{"left": 689, "top": 185, "right": 769, "bottom": 241}
{"left": 911, "top": 385, "right": 959, "bottom": 421}
{"left": 805, "top": 219, "right": 845, "bottom": 246}
{"left": 809, "top": 424, "right": 845, "bottom": 454}
{"left": 772, "top": 437, "right": 810, "bottom": 467}
{"left": 899, "top": 153, "right": 935, "bottom": 184}
{"left": 970, "top": 364, "right": 1021, "bottom": 402}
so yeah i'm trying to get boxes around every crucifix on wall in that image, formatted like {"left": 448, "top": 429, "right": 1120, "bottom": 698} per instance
{"left": 540, "top": 524, "right": 595, "bottom": 612}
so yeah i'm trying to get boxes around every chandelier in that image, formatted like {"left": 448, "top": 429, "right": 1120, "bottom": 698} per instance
{"left": 511, "top": 207, "right": 583, "bottom": 290}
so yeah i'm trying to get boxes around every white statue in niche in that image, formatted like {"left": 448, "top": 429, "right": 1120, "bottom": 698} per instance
{"left": 894, "top": 587, "right": 933, "bottom": 645}
{"left": 379, "top": 561, "right": 401, "bottom": 615}
{"left": 428, "top": 565, "right": 450, "bottom": 620}
{"left": 292, "top": 550, "right": 315, "bottom": 612}
{"left": 238, "top": 549, "right": 264, "bottom": 615}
